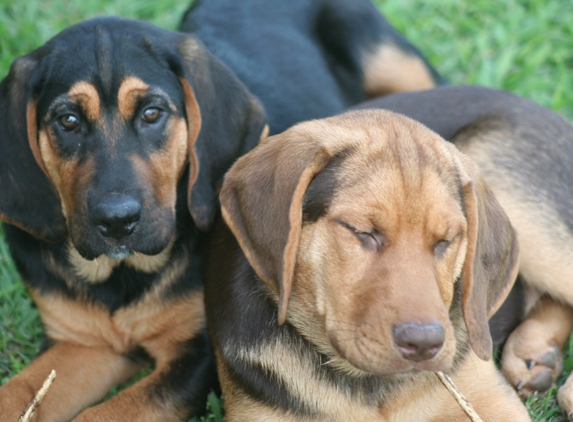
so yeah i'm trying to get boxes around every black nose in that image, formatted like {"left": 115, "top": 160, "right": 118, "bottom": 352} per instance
{"left": 91, "top": 196, "right": 141, "bottom": 239}
{"left": 393, "top": 322, "right": 445, "bottom": 362}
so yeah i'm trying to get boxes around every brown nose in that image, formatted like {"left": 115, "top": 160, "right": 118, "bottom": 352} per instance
{"left": 393, "top": 322, "right": 445, "bottom": 362}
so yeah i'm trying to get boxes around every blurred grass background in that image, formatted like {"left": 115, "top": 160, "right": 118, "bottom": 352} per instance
{"left": 1, "top": 0, "right": 573, "bottom": 420}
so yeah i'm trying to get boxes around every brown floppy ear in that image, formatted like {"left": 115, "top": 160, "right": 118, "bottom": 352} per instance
{"left": 0, "top": 55, "right": 67, "bottom": 242}
{"left": 170, "top": 37, "right": 267, "bottom": 232}
{"left": 220, "top": 123, "right": 352, "bottom": 324}
{"left": 459, "top": 156, "right": 520, "bottom": 361}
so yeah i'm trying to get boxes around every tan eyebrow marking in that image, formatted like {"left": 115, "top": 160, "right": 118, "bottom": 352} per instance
{"left": 68, "top": 81, "right": 101, "bottom": 122}
{"left": 117, "top": 76, "right": 149, "bottom": 120}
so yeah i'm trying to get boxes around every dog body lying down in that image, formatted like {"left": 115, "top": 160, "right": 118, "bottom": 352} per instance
{"left": 0, "top": 2, "right": 441, "bottom": 420}
{"left": 180, "top": 0, "right": 444, "bottom": 135}
{"left": 360, "top": 85, "right": 573, "bottom": 417}
{"left": 205, "top": 86, "right": 530, "bottom": 421}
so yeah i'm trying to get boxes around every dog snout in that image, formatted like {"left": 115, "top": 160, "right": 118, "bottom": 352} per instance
{"left": 91, "top": 196, "right": 142, "bottom": 239}
{"left": 393, "top": 322, "right": 445, "bottom": 362}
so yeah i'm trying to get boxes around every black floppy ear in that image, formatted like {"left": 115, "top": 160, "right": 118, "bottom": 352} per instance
{"left": 0, "top": 55, "right": 67, "bottom": 242}
{"left": 459, "top": 155, "right": 520, "bottom": 361}
{"left": 171, "top": 37, "right": 268, "bottom": 232}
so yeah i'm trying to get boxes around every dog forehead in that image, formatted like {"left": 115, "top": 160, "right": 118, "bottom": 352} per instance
{"left": 320, "top": 113, "right": 465, "bottom": 220}
{"left": 35, "top": 18, "right": 183, "bottom": 115}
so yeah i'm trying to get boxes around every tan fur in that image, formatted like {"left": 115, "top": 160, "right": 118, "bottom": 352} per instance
{"left": 289, "top": 159, "right": 465, "bottom": 375}
{"left": 66, "top": 239, "right": 175, "bottom": 282}
{"left": 31, "top": 259, "right": 203, "bottom": 360}
{"left": 363, "top": 44, "right": 436, "bottom": 97}
{"left": 69, "top": 81, "right": 101, "bottom": 122}
{"left": 73, "top": 368, "right": 184, "bottom": 422}
{"left": 133, "top": 117, "right": 189, "bottom": 207}
{"left": 7, "top": 276, "right": 206, "bottom": 421}
{"left": 38, "top": 127, "right": 92, "bottom": 218}
{"left": 218, "top": 110, "right": 527, "bottom": 420}
{"left": 117, "top": 76, "right": 149, "bottom": 120}
{"left": 179, "top": 76, "right": 202, "bottom": 199}
{"left": 457, "top": 130, "right": 573, "bottom": 304}
{"left": 456, "top": 127, "right": 573, "bottom": 404}
{"left": 502, "top": 296, "right": 573, "bottom": 396}
{"left": 0, "top": 342, "right": 140, "bottom": 422}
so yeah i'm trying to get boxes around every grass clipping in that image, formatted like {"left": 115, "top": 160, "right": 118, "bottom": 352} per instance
{"left": 19, "top": 370, "right": 56, "bottom": 422}
{"left": 436, "top": 371, "right": 483, "bottom": 422}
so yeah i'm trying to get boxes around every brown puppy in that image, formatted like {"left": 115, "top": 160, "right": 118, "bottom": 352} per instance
{"left": 356, "top": 85, "right": 573, "bottom": 419}
{"left": 204, "top": 108, "right": 529, "bottom": 420}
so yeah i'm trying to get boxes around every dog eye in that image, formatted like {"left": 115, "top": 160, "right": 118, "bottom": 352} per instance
{"left": 58, "top": 114, "right": 80, "bottom": 131}
{"left": 434, "top": 240, "right": 450, "bottom": 258}
{"left": 337, "top": 220, "right": 384, "bottom": 252}
{"left": 356, "top": 231, "right": 384, "bottom": 252}
{"left": 141, "top": 107, "right": 161, "bottom": 123}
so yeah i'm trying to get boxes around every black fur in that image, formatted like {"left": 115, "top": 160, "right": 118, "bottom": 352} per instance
{"left": 180, "top": 0, "right": 444, "bottom": 135}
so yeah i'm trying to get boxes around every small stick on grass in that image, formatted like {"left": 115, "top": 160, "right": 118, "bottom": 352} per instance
{"left": 436, "top": 371, "right": 483, "bottom": 422}
{"left": 19, "top": 370, "right": 56, "bottom": 422}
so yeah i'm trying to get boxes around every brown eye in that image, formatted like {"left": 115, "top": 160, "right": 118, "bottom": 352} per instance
{"left": 142, "top": 107, "right": 161, "bottom": 123}
{"left": 58, "top": 114, "right": 79, "bottom": 131}
{"left": 434, "top": 240, "right": 451, "bottom": 258}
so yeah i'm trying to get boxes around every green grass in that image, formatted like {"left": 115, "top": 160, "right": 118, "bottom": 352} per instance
{"left": 1, "top": 0, "right": 572, "bottom": 420}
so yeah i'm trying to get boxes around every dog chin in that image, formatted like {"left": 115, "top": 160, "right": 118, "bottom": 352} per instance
{"left": 105, "top": 246, "right": 134, "bottom": 260}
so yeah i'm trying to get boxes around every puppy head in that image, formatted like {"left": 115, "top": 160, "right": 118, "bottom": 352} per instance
{"left": 221, "top": 110, "right": 518, "bottom": 377}
{"left": 0, "top": 17, "right": 266, "bottom": 262}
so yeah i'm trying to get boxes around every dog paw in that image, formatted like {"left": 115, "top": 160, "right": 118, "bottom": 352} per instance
{"left": 558, "top": 374, "right": 573, "bottom": 421}
{"left": 501, "top": 342, "right": 562, "bottom": 397}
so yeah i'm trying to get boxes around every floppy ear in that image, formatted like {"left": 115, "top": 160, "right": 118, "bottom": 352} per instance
{"left": 171, "top": 38, "right": 268, "bottom": 232}
{"left": 220, "top": 123, "right": 352, "bottom": 324}
{"left": 459, "top": 156, "right": 520, "bottom": 361}
{"left": 0, "top": 55, "right": 67, "bottom": 242}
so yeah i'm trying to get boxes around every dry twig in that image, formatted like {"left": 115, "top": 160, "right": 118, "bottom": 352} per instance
{"left": 436, "top": 371, "right": 483, "bottom": 422}
{"left": 18, "top": 370, "right": 56, "bottom": 422}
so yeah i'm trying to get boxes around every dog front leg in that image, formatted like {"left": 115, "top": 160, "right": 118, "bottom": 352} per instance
{"left": 73, "top": 332, "right": 217, "bottom": 422}
{"left": 0, "top": 341, "right": 141, "bottom": 422}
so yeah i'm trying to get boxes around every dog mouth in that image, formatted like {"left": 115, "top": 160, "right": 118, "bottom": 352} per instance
{"left": 105, "top": 245, "right": 134, "bottom": 260}
{"left": 328, "top": 331, "right": 452, "bottom": 377}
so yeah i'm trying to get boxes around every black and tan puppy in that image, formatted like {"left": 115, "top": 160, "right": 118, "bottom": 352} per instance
{"left": 180, "top": 0, "right": 444, "bottom": 135}
{"left": 0, "top": 1, "right": 442, "bottom": 420}
{"left": 205, "top": 90, "right": 529, "bottom": 420}
{"left": 358, "top": 85, "right": 573, "bottom": 419}
{"left": 0, "top": 16, "right": 266, "bottom": 422}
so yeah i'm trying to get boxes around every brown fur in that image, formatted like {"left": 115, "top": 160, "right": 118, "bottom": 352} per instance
{"left": 207, "top": 110, "right": 528, "bottom": 420}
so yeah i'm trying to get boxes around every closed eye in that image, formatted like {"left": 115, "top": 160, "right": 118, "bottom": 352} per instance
{"left": 434, "top": 240, "right": 450, "bottom": 258}
{"left": 337, "top": 220, "right": 385, "bottom": 252}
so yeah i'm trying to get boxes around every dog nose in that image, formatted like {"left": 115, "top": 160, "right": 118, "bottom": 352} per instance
{"left": 91, "top": 196, "right": 142, "bottom": 239}
{"left": 393, "top": 322, "right": 445, "bottom": 362}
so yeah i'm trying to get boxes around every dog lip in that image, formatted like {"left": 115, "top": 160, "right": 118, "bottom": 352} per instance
{"left": 105, "top": 245, "right": 133, "bottom": 260}
{"left": 328, "top": 330, "right": 451, "bottom": 376}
